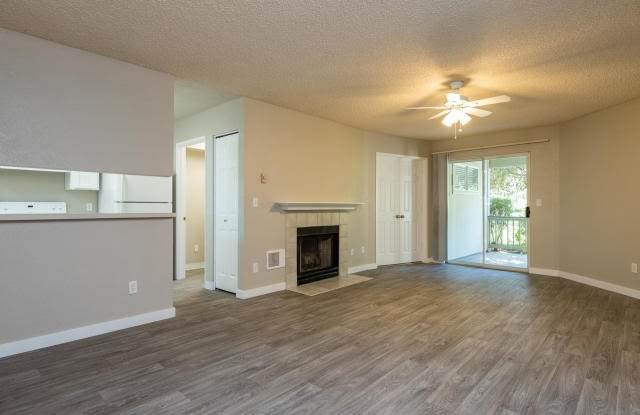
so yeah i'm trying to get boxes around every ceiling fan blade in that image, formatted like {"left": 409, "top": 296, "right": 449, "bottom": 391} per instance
{"left": 467, "top": 95, "right": 511, "bottom": 107}
{"left": 429, "top": 110, "right": 450, "bottom": 120}
{"left": 406, "top": 106, "right": 448, "bottom": 110}
{"left": 463, "top": 107, "right": 492, "bottom": 117}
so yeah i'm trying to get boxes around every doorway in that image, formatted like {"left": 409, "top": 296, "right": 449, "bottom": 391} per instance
{"left": 375, "top": 153, "right": 427, "bottom": 266}
{"left": 447, "top": 154, "right": 529, "bottom": 270}
{"left": 175, "top": 136, "right": 206, "bottom": 282}
{"left": 174, "top": 132, "right": 240, "bottom": 294}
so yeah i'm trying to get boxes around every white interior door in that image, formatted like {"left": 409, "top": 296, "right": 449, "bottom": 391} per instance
{"left": 214, "top": 133, "right": 239, "bottom": 293}
{"left": 376, "top": 153, "right": 424, "bottom": 266}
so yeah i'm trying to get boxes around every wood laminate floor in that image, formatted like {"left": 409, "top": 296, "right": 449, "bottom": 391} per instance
{"left": 1, "top": 263, "right": 640, "bottom": 414}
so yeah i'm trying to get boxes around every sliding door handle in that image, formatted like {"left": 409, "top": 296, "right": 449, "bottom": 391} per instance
{"left": 525, "top": 206, "right": 530, "bottom": 218}
{"left": 395, "top": 214, "right": 405, "bottom": 219}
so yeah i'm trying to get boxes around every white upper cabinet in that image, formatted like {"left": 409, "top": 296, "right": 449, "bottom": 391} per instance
{"left": 65, "top": 171, "right": 100, "bottom": 191}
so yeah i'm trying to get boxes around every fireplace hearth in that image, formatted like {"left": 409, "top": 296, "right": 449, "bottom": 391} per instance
{"left": 297, "top": 225, "right": 339, "bottom": 285}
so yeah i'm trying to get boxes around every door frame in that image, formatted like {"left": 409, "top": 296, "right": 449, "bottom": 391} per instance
{"left": 447, "top": 152, "right": 530, "bottom": 272}
{"left": 375, "top": 152, "right": 428, "bottom": 266}
{"left": 175, "top": 136, "right": 206, "bottom": 281}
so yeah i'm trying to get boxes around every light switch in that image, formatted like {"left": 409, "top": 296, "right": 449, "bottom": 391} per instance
{"left": 252, "top": 197, "right": 259, "bottom": 208}
{"left": 253, "top": 262, "right": 259, "bottom": 273}
{"left": 536, "top": 199, "right": 542, "bottom": 207}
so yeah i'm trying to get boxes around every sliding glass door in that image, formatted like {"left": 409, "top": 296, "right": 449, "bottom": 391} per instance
{"left": 447, "top": 154, "right": 529, "bottom": 270}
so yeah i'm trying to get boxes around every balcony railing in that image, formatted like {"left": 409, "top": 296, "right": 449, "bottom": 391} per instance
{"left": 487, "top": 216, "right": 528, "bottom": 253}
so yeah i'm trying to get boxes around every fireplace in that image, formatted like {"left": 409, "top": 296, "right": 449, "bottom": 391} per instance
{"left": 297, "top": 225, "right": 339, "bottom": 285}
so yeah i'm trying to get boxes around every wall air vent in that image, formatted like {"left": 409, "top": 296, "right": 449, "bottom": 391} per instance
{"left": 266, "top": 249, "right": 285, "bottom": 270}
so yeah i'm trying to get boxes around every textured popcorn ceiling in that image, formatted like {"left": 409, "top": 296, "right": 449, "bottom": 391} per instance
{"left": 1, "top": 1, "right": 639, "bottom": 139}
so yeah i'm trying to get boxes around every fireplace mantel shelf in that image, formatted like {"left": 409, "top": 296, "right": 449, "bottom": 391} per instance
{"left": 274, "top": 202, "right": 364, "bottom": 212}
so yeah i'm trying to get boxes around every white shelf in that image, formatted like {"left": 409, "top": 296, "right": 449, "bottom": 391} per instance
{"left": 274, "top": 202, "right": 364, "bottom": 212}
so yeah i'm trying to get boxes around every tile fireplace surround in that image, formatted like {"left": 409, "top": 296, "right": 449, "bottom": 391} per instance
{"left": 285, "top": 212, "right": 350, "bottom": 288}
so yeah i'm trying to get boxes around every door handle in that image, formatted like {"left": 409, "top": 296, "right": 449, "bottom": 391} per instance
{"left": 525, "top": 206, "right": 530, "bottom": 218}
{"left": 395, "top": 214, "right": 405, "bottom": 219}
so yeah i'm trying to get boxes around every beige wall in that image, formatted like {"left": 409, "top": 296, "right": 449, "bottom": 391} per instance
{"left": 431, "top": 97, "right": 640, "bottom": 294}
{"left": 0, "top": 219, "right": 173, "bottom": 344}
{"left": 0, "top": 169, "right": 98, "bottom": 214}
{"left": 430, "top": 125, "right": 561, "bottom": 271}
{"left": 559, "top": 97, "right": 640, "bottom": 290}
{"left": 242, "top": 98, "right": 430, "bottom": 290}
{"left": 185, "top": 148, "right": 205, "bottom": 265}
{"left": 0, "top": 30, "right": 174, "bottom": 348}
{"left": 0, "top": 29, "right": 174, "bottom": 176}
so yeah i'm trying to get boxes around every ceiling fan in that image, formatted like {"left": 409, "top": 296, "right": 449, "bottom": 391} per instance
{"left": 408, "top": 81, "right": 511, "bottom": 138}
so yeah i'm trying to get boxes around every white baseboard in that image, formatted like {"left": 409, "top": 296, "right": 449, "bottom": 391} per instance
{"left": 421, "top": 258, "right": 439, "bottom": 264}
{"left": 236, "top": 282, "right": 286, "bottom": 299}
{"left": 529, "top": 267, "right": 560, "bottom": 277}
{"left": 528, "top": 268, "right": 640, "bottom": 300}
{"left": 185, "top": 262, "right": 204, "bottom": 271}
{"left": 0, "top": 307, "right": 176, "bottom": 359}
{"left": 348, "top": 263, "right": 378, "bottom": 274}
{"left": 203, "top": 280, "right": 215, "bottom": 291}
{"left": 558, "top": 271, "right": 640, "bottom": 300}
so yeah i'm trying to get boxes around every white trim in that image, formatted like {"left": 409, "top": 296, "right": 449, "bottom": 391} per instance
{"left": 529, "top": 267, "right": 559, "bottom": 277}
{"left": 175, "top": 136, "right": 206, "bottom": 281}
{"left": 421, "top": 258, "right": 438, "bottom": 264}
{"left": 0, "top": 308, "right": 176, "bottom": 359}
{"left": 558, "top": 271, "right": 640, "bottom": 300}
{"left": 204, "top": 280, "right": 215, "bottom": 291}
{"left": 185, "top": 262, "right": 204, "bottom": 271}
{"left": 348, "top": 263, "right": 378, "bottom": 274}
{"left": 528, "top": 268, "right": 640, "bottom": 300}
{"left": 236, "top": 282, "right": 286, "bottom": 299}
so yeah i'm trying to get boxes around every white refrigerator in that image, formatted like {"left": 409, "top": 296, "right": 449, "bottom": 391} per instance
{"left": 99, "top": 174, "right": 172, "bottom": 213}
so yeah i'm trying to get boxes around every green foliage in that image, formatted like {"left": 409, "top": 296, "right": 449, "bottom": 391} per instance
{"left": 490, "top": 197, "right": 513, "bottom": 217}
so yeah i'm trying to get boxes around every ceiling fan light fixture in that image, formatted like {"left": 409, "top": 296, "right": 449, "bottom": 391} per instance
{"left": 441, "top": 109, "right": 471, "bottom": 127}
{"left": 458, "top": 111, "right": 471, "bottom": 125}
{"left": 442, "top": 111, "right": 457, "bottom": 127}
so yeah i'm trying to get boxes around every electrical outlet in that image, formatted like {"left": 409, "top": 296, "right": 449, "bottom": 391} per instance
{"left": 194, "top": 244, "right": 199, "bottom": 252}
{"left": 632, "top": 263, "right": 638, "bottom": 274}
{"left": 350, "top": 248, "right": 354, "bottom": 256}
{"left": 128, "top": 280, "right": 138, "bottom": 294}
{"left": 86, "top": 202, "right": 93, "bottom": 212}
{"left": 536, "top": 199, "right": 542, "bottom": 207}
{"left": 361, "top": 246, "right": 365, "bottom": 254}
{"left": 253, "top": 262, "right": 259, "bottom": 273}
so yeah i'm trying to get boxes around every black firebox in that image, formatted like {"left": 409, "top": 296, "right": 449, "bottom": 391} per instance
{"left": 297, "top": 225, "right": 339, "bottom": 285}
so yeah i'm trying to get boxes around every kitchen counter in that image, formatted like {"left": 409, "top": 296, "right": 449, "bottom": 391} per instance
{"left": 0, "top": 213, "right": 176, "bottom": 222}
